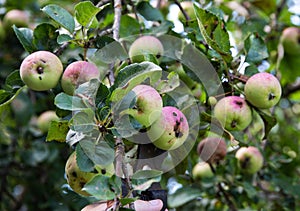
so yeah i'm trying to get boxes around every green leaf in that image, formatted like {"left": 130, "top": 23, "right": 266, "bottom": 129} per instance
{"left": 41, "top": 4, "right": 75, "bottom": 33}
{"left": 76, "top": 144, "right": 95, "bottom": 172}
{"left": 57, "top": 34, "right": 72, "bottom": 44}
{"left": 70, "top": 109, "right": 95, "bottom": 132}
{"left": 74, "top": 1, "right": 101, "bottom": 28}
{"left": 131, "top": 169, "right": 163, "bottom": 180}
{"left": 46, "top": 120, "right": 69, "bottom": 142}
{"left": 168, "top": 186, "right": 202, "bottom": 208}
{"left": 244, "top": 33, "right": 269, "bottom": 63}
{"left": 156, "top": 71, "right": 180, "bottom": 94}
{"left": 5, "top": 70, "right": 24, "bottom": 89}
{"left": 13, "top": 26, "right": 36, "bottom": 53}
{"left": 131, "top": 170, "right": 162, "bottom": 191}
{"left": 79, "top": 138, "right": 115, "bottom": 166}
{"left": 75, "top": 78, "right": 100, "bottom": 102}
{"left": 83, "top": 175, "right": 115, "bottom": 200}
{"left": 111, "top": 62, "right": 162, "bottom": 102}
{"left": 33, "top": 23, "right": 59, "bottom": 51}
{"left": 194, "top": 4, "right": 232, "bottom": 63}
{"left": 120, "top": 15, "right": 140, "bottom": 38}
{"left": 0, "top": 87, "right": 25, "bottom": 108}
{"left": 256, "top": 109, "right": 277, "bottom": 138}
{"left": 54, "top": 93, "right": 89, "bottom": 111}
{"left": 136, "top": 1, "right": 164, "bottom": 22}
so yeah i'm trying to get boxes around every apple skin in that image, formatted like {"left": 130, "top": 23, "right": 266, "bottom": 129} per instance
{"left": 281, "top": 27, "right": 300, "bottom": 55}
{"left": 235, "top": 146, "right": 264, "bottom": 174}
{"left": 20, "top": 51, "right": 63, "bottom": 91}
{"left": 128, "top": 36, "right": 164, "bottom": 63}
{"left": 148, "top": 106, "right": 189, "bottom": 150}
{"left": 61, "top": 61, "right": 100, "bottom": 95}
{"left": 214, "top": 96, "right": 252, "bottom": 131}
{"left": 197, "top": 136, "right": 227, "bottom": 164}
{"left": 3, "top": 9, "right": 29, "bottom": 29}
{"left": 244, "top": 72, "right": 282, "bottom": 109}
{"left": 192, "top": 162, "right": 214, "bottom": 180}
{"left": 125, "top": 84, "right": 163, "bottom": 127}
{"left": 37, "top": 110, "right": 59, "bottom": 133}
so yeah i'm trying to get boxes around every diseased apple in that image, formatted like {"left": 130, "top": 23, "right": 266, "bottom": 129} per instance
{"left": 37, "top": 110, "right": 59, "bottom": 133}
{"left": 20, "top": 51, "right": 63, "bottom": 91}
{"left": 148, "top": 106, "right": 189, "bottom": 150}
{"left": 235, "top": 146, "right": 264, "bottom": 174}
{"left": 214, "top": 96, "right": 252, "bottom": 131}
{"left": 192, "top": 162, "right": 214, "bottom": 180}
{"left": 280, "top": 27, "right": 300, "bottom": 55}
{"left": 123, "top": 84, "right": 163, "bottom": 127}
{"left": 3, "top": 9, "right": 29, "bottom": 29}
{"left": 61, "top": 61, "right": 100, "bottom": 95}
{"left": 197, "top": 136, "right": 227, "bottom": 164}
{"left": 128, "top": 36, "right": 164, "bottom": 63}
{"left": 244, "top": 72, "right": 282, "bottom": 109}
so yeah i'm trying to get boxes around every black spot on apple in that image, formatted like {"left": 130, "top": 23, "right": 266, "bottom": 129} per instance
{"left": 175, "top": 131, "right": 183, "bottom": 138}
{"left": 40, "top": 59, "right": 46, "bottom": 63}
{"left": 172, "top": 112, "right": 177, "bottom": 117}
{"left": 39, "top": 76, "right": 42, "bottom": 80}
{"left": 79, "top": 182, "right": 86, "bottom": 188}
{"left": 72, "top": 171, "right": 77, "bottom": 178}
{"left": 231, "top": 120, "right": 237, "bottom": 128}
{"left": 241, "top": 156, "right": 250, "bottom": 169}
{"left": 234, "top": 100, "right": 243, "bottom": 108}
{"left": 37, "top": 66, "right": 44, "bottom": 74}
{"left": 101, "top": 169, "right": 106, "bottom": 175}
{"left": 268, "top": 93, "right": 275, "bottom": 100}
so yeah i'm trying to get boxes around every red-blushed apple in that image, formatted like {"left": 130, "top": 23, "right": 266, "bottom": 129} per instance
{"left": 20, "top": 51, "right": 63, "bottom": 91}
{"left": 128, "top": 36, "right": 164, "bottom": 63}
{"left": 280, "top": 27, "right": 300, "bottom": 55}
{"left": 244, "top": 72, "right": 282, "bottom": 109}
{"left": 235, "top": 146, "right": 264, "bottom": 174}
{"left": 61, "top": 61, "right": 100, "bottom": 95}
{"left": 214, "top": 96, "right": 252, "bottom": 131}
{"left": 3, "top": 9, "right": 29, "bottom": 29}
{"left": 37, "top": 110, "right": 59, "bottom": 133}
{"left": 192, "top": 162, "right": 214, "bottom": 180}
{"left": 197, "top": 136, "right": 227, "bottom": 164}
{"left": 123, "top": 84, "right": 163, "bottom": 127}
{"left": 148, "top": 106, "right": 189, "bottom": 150}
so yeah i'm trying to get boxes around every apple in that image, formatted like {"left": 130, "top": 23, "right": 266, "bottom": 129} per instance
{"left": 123, "top": 84, "right": 163, "bottom": 127}
{"left": 214, "top": 96, "right": 252, "bottom": 131}
{"left": 20, "top": 51, "right": 63, "bottom": 91}
{"left": 280, "top": 27, "right": 300, "bottom": 55}
{"left": 37, "top": 110, "right": 59, "bottom": 133}
{"left": 61, "top": 61, "right": 100, "bottom": 95}
{"left": 148, "top": 106, "right": 189, "bottom": 150}
{"left": 244, "top": 72, "right": 282, "bottom": 109}
{"left": 128, "top": 36, "right": 164, "bottom": 63}
{"left": 3, "top": 9, "right": 29, "bottom": 29}
{"left": 197, "top": 136, "right": 227, "bottom": 164}
{"left": 192, "top": 162, "right": 214, "bottom": 180}
{"left": 207, "top": 96, "right": 217, "bottom": 106}
{"left": 235, "top": 146, "right": 264, "bottom": 174}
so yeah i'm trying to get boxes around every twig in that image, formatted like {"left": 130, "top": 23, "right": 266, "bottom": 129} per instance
{"left": 113, "top": 0, "right": 122, "bottom": 41}
{"left": 174, "top": 0, "right": 190, "bottom": 21}
{"left": 217, "top": 183, "right": 238, "bottom": 211}
{"left": 96, "top": 0, "right": 112, "bottom": 7}
{"left": 115, "top": 137, "right": 124, "bottom": 177}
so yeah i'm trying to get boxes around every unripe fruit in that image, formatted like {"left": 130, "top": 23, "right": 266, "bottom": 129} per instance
{"left": 128, "top": 36, "right": 164, "bottom": 63}
{"left": 281, "top": 27, "right": 300, "bottom": 55}
{"left": 124, "top": 85, "right": 163, "bottom": 127}
{"left": 3, "top": 9, "right": 29, "bottom": 29}
{"left": 208, "top": 96, "right": 217, "bottom": 106}
{"left": 148, "top": 106, "right": 189, "bottom": 150}
{"left": 214, "top": 96, "right": 252, "bottom": 131}
{"left": 235, "top": 146, "right": 263, "bottom": 174}
{"left": 20, "top": 51, "right": 63, "bottom": 91}
{"left": 61, "top": 61, "right": 100, "bottom": 95}
{"left": 192, "top": 162, "right": 214, "bottom": 180}
{"left": 197, "top": 136, "right": 227, "bottom": 163}
{"left": 37, "top": 110, "right": 59, "bottom": 133}
{"left": 244, "top": 72, "right": 282, "bottom": 109}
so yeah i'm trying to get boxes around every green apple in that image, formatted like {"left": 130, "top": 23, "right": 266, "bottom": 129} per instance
{"left": 20, "top": 51, "right": 63, "bottom": 91}
{"left": 235, "top": 146, "right": 264, "bottom": 174}
{"left": 37, "top": 110, "right": 59, "bottom": 133}
{"left": 244, "top": 72, "right": 282, "bottom": 109}
{"left": 207, "top": 96, "right": 217, "bottom": 106}
{"left": 128, "top": 35, "right": 164, "bottom": 63}
{"left": 3, "top": 9, "right": 29, "bottom": 29}
{"left": 148, "top": 106, "right": 189, "bottom": 150}
{"left": 61, "top": 61, "right": 100, "bottom": 95}
{"left": 124, "top": 84, "right": 163, "bottom": 127}
{"left": 192, "top": 162, "right": 214, "bottom": 180}
{"left": 280, "top": 27, "right": 300, "bottom": 55}
{"left": 214, "top": 96, "right": 252, "bottom": 131}
{"left": 197, "top": 136, "right": 227, "bottom": 164}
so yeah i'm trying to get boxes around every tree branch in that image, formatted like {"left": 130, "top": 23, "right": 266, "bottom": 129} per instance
{"left": 174, "top": 0, "right": 190, "bottom": 21}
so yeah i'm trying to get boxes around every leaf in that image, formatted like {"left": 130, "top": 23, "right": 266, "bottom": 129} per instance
{"left": 193, "top": 4, "right": 232, "bottom": 63}
{"left": 76, "top": 144, "right": 95, "bottom": 172}
{"left": 13, "top": 26, "right": 35, "bottom": 53}
{"left": 54, "top": 93, "right": 89, "bottom": 111}
{"left": 5, "top": 70, "right": 24, "bottom": 89}
{"left": 41, "top": 4, "right": 75, "bottom": 33}
{"left": 46, "top": 120, "right": 69, "bottom": 142}
{"left": 256, "top": 109, "right": 277, "bottom": 138}
{"left": 120, "top": 15, "right": 140, "bottom": 38}
{"left": 33, "top": 23, "right": 59, "bottom": 51}
{"left": 244, "top": 33, "right": 269, "bottom": 63}
{"left": 168, "top": 186, "right": 202, "bottom": 208}
{"left": 136, "top": 1, "right": 164, "bottom": 22}
{"left": 83, "top": 175, "right": 115, "bottom": 200}
{"left": 74, "top": 1, "right": 101, "bottom": 28}
{"left": 57, "top": 34, "right": 72, "bottom": 44}
{"left": 0, "top": 87, "right": 25, "bottom": 108}
{"left": 75, "top": 79, "right": 101, "bottom": 102}
{"left": 70, "top": 109, "right": 96, "bottom": 133}
{"left": 156, "top": 71, "right": 180, "bottom": 94}
{"left": 111, "top": 62, "right": 162, "bottom": 102}
{"left": 79, "top": 138, "right": 115, "bottom": 166}
{"left": 131, "top": 170, "right": 162, "bottom": 191}
{"left": 131, "top": 169, "right": 163, "bottom": 180}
